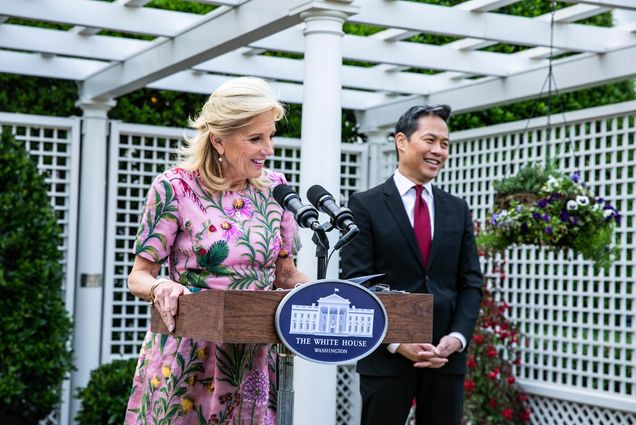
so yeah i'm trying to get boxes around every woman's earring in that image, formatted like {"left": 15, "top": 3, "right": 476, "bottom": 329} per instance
{"left": 215, "top": 154, "right": 223, "bottom": 178}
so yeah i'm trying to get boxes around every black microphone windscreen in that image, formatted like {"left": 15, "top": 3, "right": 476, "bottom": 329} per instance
{"left": 273, "top": 184, "right": 295, "bottom": 207}
{"left": 307, "top": 184, "right": 331, "bottom": 207}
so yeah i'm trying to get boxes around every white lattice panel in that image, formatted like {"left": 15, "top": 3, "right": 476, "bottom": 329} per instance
{"left": 103, "top": 123, "right": 368, "bottom": 361}
{"left": 336, "top": 364, "right": 361, "bottom": 425}
{"left": 527, "top": 395, "right": 636, "bottom": 425}
{"left": 379, "top": 102, "right": 636, "bottom": 419}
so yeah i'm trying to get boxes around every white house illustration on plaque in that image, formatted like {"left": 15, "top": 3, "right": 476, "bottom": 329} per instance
{"left": 289, "top": 289, "right": 374, "bottom": 337}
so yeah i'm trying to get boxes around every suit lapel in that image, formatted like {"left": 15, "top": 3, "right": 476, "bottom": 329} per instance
{"left": 382, "top": 178, "right": 425, "bottom": 271}
{"left": 427, "top": 185, "right": 447, "bottom": 272}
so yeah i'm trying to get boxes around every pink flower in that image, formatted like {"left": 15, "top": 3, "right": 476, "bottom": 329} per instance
{"left": 507, "top": 375, "right": 516, "bottom": 385}
{"left": 268, "top": 172, "right": 287, "bottom": 187}
{"left": 224, "top": 197, "right": 254, "bottom": 220}
{"left": 220, "top": 221, "right": 243, "bottom": 241}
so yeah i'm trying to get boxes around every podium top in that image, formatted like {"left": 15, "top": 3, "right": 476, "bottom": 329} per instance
{"left": 151, "top": 289, "right": 433, "bottom": 344}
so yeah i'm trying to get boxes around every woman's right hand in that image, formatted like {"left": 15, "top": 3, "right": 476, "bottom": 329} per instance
{"left": 152, "top": 280, "right": 190, "bottom": 333}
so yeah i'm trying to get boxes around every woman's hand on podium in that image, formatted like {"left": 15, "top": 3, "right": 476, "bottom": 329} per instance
{"left": 152, "top": 280, "right": 190, "bottom": 333}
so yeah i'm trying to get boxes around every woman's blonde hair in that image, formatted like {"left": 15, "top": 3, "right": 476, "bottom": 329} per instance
{"left": 177, "top": 77, "right": 285, "bottom": 192}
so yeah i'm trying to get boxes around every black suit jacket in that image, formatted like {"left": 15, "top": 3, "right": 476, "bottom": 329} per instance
{"left": 340, "top": 177, "right": 483, "bottom": 376}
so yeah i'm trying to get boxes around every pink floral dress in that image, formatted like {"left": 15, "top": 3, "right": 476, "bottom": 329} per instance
{"left": 125, "top": 168, "right": 300, "bottom": 425}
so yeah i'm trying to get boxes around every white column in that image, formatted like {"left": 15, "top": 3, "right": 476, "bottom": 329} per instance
{"left": 69, "top": 99, "right": 115, "bottom": 424}
{"left": 294, "top": 3, "right": 356, "bottom": 424}
{"left": 365, "top": 129, "right": 391, "bottom": 188}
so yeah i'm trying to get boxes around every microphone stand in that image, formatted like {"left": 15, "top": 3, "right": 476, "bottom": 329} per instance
{"left": 277, "top": 222, "right": 330, "bottom": 425}
{"left": 312, "top": 224, "right": 331, "bottom": 280}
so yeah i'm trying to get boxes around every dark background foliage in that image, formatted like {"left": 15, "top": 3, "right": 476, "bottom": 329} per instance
{"left": 0, "top": 130, "right": 74, "bottom": 423}
{"left": 75, "top": 358, "right": 138, "bottom": 425}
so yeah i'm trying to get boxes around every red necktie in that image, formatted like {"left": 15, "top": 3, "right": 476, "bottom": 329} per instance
{"left": 414, "top": 185, "right": 432, "bottom": 267}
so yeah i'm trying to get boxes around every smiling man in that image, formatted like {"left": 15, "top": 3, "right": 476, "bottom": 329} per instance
{"left": 341, "top": 105, "right": 483, "bottom": 425}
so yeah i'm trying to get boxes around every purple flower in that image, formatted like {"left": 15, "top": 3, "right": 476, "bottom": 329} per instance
{"left": 520, "top": 223, "right": 529, "bottom": 234}
{"left": 543, "top": 214, "right": 550, "bottom": 222}
{"left": 560, "top": 211, "right": 570, "bottom": 222}
{"left": 570, "top": 171, "right": 580, "bottom": 183}
{"left": 549, "top": 193, "right": 560, "bottom": 202}
{"left": 220, "top": 221, "right": 243, "bottom": 241}
{"left": 490, "top": 213, "right": 499, "bottom": 225}
{"left": 224, "top": 197, "right": 254, "bottom": 220}
{"left": 261, "top": 411, "right": 275, "bottom": 425}
{"left": 242, "top": 371, "right": 268, "bottom": 405}
{"left": 268, "top": 172, "right": 287, "bottom": 187}
{"left": 532, "top": 212, "right": 542, "bottom": 220}
{"left": 570, "top": 215, "right": 578, "bottom": 225}
{"left": 537, "top": 199, "right": 548, "bottom": 208}
{"left": 545, "top": 226, "right": 553, "bottom": 235}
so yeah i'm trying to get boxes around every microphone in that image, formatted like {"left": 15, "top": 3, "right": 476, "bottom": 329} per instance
{"left": 273, "top": 184, "right": 321, "bottom": 230}
{"left": 306, "top": 185, "right": 358, "bottom": 233}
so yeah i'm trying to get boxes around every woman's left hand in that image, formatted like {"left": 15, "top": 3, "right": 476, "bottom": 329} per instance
{"left": 153, "top": 280, "right": 191, "bottom": 332}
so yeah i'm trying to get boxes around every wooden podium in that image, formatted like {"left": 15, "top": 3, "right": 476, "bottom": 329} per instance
{"left": 150, "top": 287, "right": 432, "bottom": 425}
{"left": 150, "top": 289, "right": 433, "bottom": 344}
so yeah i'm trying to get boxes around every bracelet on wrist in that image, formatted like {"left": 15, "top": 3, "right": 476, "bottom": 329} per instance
{"left": 149, "top": 278, "right": 171, "bottom": 303}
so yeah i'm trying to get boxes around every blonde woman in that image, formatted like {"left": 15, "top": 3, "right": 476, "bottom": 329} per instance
{"left": 125, "top": 77, "right": 310, "bottom": 425}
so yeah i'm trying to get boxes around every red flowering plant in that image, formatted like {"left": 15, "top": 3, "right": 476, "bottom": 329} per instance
{"left": 463, "top": 246, "right": 531, "bottom": 424}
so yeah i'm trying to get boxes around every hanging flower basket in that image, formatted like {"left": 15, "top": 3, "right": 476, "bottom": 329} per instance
{"left": 478, "top": 164, "right": 620, "bottom": 271}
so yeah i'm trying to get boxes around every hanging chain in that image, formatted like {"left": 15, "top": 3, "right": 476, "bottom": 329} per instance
{"left": 510, "top": 0, "right": 576, "bottom": 173}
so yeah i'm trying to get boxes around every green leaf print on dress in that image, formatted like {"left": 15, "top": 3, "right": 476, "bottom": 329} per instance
{"left": 136, "top": 179, "right": 178, "bottom": 262}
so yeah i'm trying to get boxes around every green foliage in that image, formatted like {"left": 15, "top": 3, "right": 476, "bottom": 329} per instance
{"left": 463, "top": 258, "right": 531, "bottom": 424}
{"left": 491, "top": 163, "right": 558, "bottom": 196}
{"left": 0, "top": 75, "right": 80, "bottom": 117}
{"left": 75, "top": 358, "right": 138, "bottom": 425}
{"left": 451, "top": 81, "right": 635, "bottom": 131}
{"left": 0, "top": 130, "right": 74, "bottom": 422}
{"left": 109, "top": 89, "right": 207, "bottom": 128}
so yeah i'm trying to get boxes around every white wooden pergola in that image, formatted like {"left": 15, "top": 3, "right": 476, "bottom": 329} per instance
{"left": 1, "top": 1, "right": 636, "bottom": 424}
{"left": 2, "top": 0, "right": 636, "bottom": 124}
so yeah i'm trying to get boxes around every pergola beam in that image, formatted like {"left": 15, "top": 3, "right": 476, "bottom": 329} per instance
{"left": 0, "top": 0, "right": 203, "bottom": 37}
{"left": 0, "top": 50, "right": 107, "bottom": 80}
{"left": 147, "top": 71, "right": 398, "bottom": 110}
{"left": 253, "top": 27, "right": 543, "bottom": 76}
{"left": 196, "top": 50, "right": 437, "bottom": 95}
{"left": 357, "top": 44, "right": 636, "bottom": 131}
{"left": 79, "top": 0, "right": 304, "bottom": 101}
{"left": 352, "top": 0, "right": 635, "bottom": 53}
{"left": 0, "top": 24, "right": 149, "bottom": 61}
{"left": 563, "top": 0, "right": 636, "bottom": 11}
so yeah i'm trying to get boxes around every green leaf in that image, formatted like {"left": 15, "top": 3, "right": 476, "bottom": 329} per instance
{"left": 181, "top": 270, "right": 211, "bottom": 288}
{"left": 159, "top": 334, "right": 169, "bottom": 354}
{"left": 203, "top": 239, "right": 230, "bottom": 270}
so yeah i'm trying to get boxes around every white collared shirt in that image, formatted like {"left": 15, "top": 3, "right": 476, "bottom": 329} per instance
{"left": 387, "top": 169, "right": 466, "bottom": 354}
{"left": 393, "top": 169, "right": 435, "bottom": 237}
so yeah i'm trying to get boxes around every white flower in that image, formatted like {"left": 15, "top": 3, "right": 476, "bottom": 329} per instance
{"left": 576, "top": 195, "right": 589, "bottom": 206}
{"left": 603, "top": 209, "right": 613, "bottom": 218}
{"left": 566, "top": 200, "right": 578, "bottom": 211}
{"left": 592, "top": 203, "right": 601, "bottom": 212}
